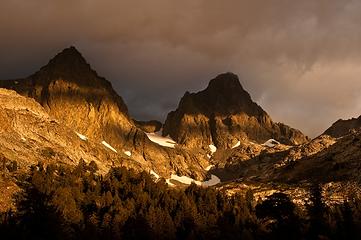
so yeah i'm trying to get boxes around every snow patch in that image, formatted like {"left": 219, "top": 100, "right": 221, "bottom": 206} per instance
{"left": 150, "top": 170, "right": 160, "bottom": 180}
{"left": 75, "top": 132, "right": 88, "bottom": 141}
{"left": 101, "top": 141, "right": 117, "bottom": 153}
{"left": 21, "top": 137, "right": 26, "bottom": 141}
{"left": 263, "top": 139, "right": 280, "bottom": 147}
{"left": 169, "top": 172, "right": 221, "bottom": 187}
{"left": 146, "top": 132, "right": 176, "bottom": 148}
{"left": 232, "top": 141, "right": 241, "bottom": 149}
{"left": 206, "top": 154, "right": 211, "bottom": 159}
{"left": 202, "top": 175, "right": 221, "bottom": 187}
{"left": 209, "top": 144, "right": 217, "bottom": 154}
{"left": 170, "top": 174, "right": 202, "bottom": 185}
{"left": 123, "top": 151, "right": 131, "bottom": 157}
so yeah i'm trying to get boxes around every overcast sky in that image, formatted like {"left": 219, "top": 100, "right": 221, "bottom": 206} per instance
{"left": 2, "top": 0, "right": 361, "bottom": 137}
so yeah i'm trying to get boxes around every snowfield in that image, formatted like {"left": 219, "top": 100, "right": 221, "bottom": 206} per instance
{"left": 202, "top": 174, "right": 221, "bottom": 187}
{"left": 145, "top": 132, "right": 176, "bottom": 148}
{"left": 169, "top": 173, "right": 220, "bottom": 187}
{"left": 75, "top": 132, "right": 88, "bottom": 141}
{"left": 209, "top": 144, "right": 217, "bottom": 154}
{"left": 263, "top": 139, "right": 280, "bottom": 147}
{"left": 123, "top": 151, "right": 132, "bottom": 157}
{"left": 101, "top": 141, "right": 117, "bottom": 153}
{"left": 150, "top": 170, "right": 160, "bottom": 180}
{"left": 170, "top": 174, "right": 202, "bottom": 185}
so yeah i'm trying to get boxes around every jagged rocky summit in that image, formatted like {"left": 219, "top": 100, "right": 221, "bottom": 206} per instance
{"left": 0, "top": 46, "right": 208, "bottom": 180}
{"left": 163, "top": 73, "right": 309, "bottom": 149}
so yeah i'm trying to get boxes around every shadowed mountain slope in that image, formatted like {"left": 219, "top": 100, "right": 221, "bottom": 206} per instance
{"left": 163, "top": 73, "right": 309, "bottom": 149}
{"left": 323, "top": 116, "right": 361, "bottom": 138}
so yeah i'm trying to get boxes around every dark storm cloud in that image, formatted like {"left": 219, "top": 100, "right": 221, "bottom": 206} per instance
{"left": 2, "top": 0, "right": 361, "bottom": 137}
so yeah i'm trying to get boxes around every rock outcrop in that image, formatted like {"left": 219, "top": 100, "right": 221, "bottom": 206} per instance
{"left": 0, "top": 47, "right": 208, "bottom": 179}
{"left": 323, "top": 116, "right": 361, "bottom": 138}
{"left": 274, "top": 131, "right": 361, "bottom": 183}
{"left": 211, "top": 134, "right": 337, "bottom": 182}
{"left": 212, "top": 129, "right": 361, "bottom": 184}
{"left": 133, "top": 119, "right": 162, "bottom": 133}
{"left": 1, "top": 46, "right": 134, "bottom": 148}
{"left": 163, "top": 73, "right": 309, "bottom": 149}
{"left": 0, "top": 88, "right": 130, "bottom": 173}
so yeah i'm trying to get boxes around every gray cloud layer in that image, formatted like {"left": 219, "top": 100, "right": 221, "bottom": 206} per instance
{"left": 2, "top": 0, "right": 361, "bottom": 137}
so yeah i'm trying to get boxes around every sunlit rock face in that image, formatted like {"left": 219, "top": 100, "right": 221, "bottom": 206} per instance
{"left": 163, "top": 72, "right": 309, "bottom": 149}
{"left": 0, "top": 46, "right": 133, "bottom": 147}
{"left": 0, "top": 47, "right": 208, "bottom": 180}
{"left": 0, "top": 88, "right": 128, "bottom": 173}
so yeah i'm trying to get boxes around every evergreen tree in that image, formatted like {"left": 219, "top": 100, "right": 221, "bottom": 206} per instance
{"left": 256, "top": 192, "right": 301, "bottom": 239}
{"left": 307, "top": 184, "right": 328, "bottom": 239}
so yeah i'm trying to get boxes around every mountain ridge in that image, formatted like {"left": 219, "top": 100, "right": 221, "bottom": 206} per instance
{"left": 1, "top": 46, "right": 361, "bottom": 217}
{"left": 0, "top": 46, "right": 209, "bottom": 180}
{"left": 323, "top": 116, "right": 361, "bottom": 138}
{"left": 163, "top": 72, "right": 309, "bottom": 149}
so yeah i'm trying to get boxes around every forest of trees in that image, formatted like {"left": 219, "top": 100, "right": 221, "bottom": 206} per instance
{"left": 1, "top": 160, "right": 361, "bottom": 239}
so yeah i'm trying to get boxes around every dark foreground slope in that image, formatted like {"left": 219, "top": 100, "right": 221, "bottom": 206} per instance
{"left": 1, "top": 162, "right": 360, "bottom": 240}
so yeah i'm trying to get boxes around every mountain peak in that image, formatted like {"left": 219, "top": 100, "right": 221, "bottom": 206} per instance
{"left": 31, "top": 46, "right": 102, "bottom": 87}
{"left": 46, "top": 46, "right": 88, "bottom": 68}
{"left": 207, "top": 72, "right": 242, "bottom": 91}
{"left": 164, "top": 73, "right": 309, "bottom": 148}
{"left": 197, "top": 72, "right": 257, "bottom": 115}
{"left": 61, "top": 46, "right": 83, "bottom": 56}
{"left": 204, "top": 73, "right": 247, "bottom": 100}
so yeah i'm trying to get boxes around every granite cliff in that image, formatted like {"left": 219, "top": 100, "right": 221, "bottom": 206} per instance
{"left": 163, "top": 73, "right": 309, "bottom": 149}
{"left": 0, "top": 47, "right": 208, "bottom": 180}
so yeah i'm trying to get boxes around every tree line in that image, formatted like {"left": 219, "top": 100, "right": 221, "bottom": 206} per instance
{"left": 1, "top": 160, "right": 361, "bottom": 239}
